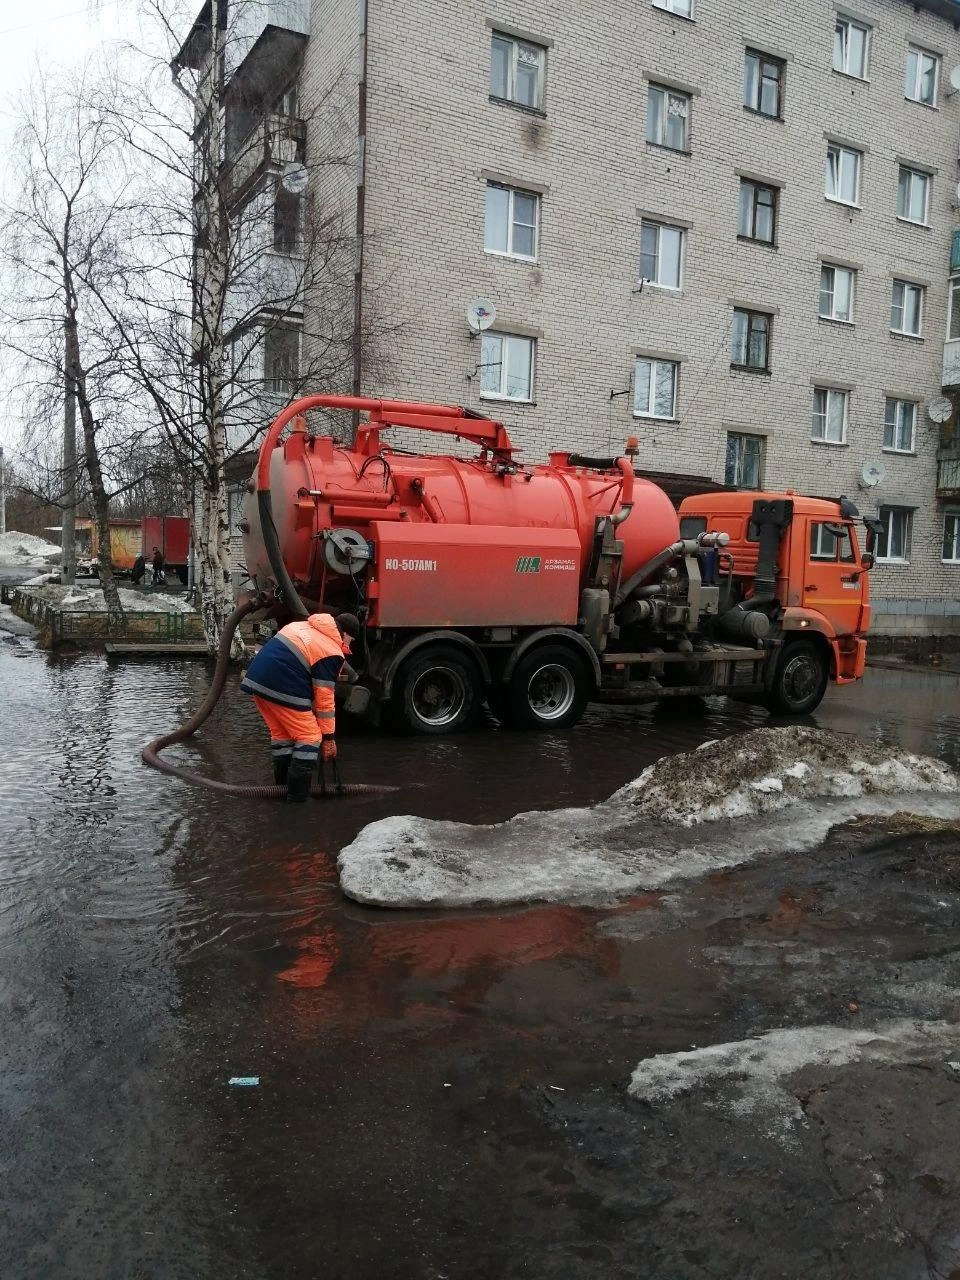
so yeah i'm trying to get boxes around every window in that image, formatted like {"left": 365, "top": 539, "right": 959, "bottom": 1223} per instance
{"left": 943, "top": 511, "right": 960, "bottom": 562}
{"left": 634, "top": 357, "right": 678, "bottom": 419}
{"left": 480, "top": 332, "right": 535, "bottom": 401}
{"left": 738, "top": 180, "right": 777, "bottom": 243}
{"left": 905, "top": 46, "right": 938, "bottom": 105}
{"left": 646, "top": 84, "right": 690, "bottom": 151}
{"left": 484, "top": 184, "right": 539, "bottom": 260}
{"left": 876, "top": 507, "right": 912, "bottom": 562}
{"left": 897, "top": 166, "right": 930, "bottom": 224}
{"left": 812, "top": 387, "right": 848, "bottom": 444}
{"left": 653, "top": 0, "right": 693, "bottom": 15}
{"left": 833, "top": 17, "right": 870, "bottom": 79}
{"left": 273, "top": 189, "right": 301, "bottom": 254}
{"left": 810, "top": 523, "right": 855, "bottom": 561}
{"left": 490, "top": 32, "right": 546, "bottom": 110}
{"left": 950, "top": 277, "right": 960, "bottom": 341}
{"left": 639, "top": 220, "right": 684, "bottom": 288}
{"left": 227, "top": 488, "right": 245, "bottom": 539}
{"left": 725, "top": 433, "right": 762, "bottom": 487}
{"left": 883, "top": 398, "right": 917, "bottom": 452}
{"left": 890, "top": 280, "right": 924, "bottom": 336}
{"left": 819, "top": 264, "right": 855, "bottom": 322}
{"left": 744, "top": 49, "right": 784, "bottom": 118}
{"left": 265, "top": 327, "right": 299, "bottom": 396}
{"left": 825, "top": 144, "right": 861, "bottom": 205}
{"left": 730, "top": 308, "right": 770, "bottom": 371}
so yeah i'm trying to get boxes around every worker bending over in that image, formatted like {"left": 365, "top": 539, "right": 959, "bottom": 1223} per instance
{"left": 241, "top": 611, "right": 361, "bottom": 801}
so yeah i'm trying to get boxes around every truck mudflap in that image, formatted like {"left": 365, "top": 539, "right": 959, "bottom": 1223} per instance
{"left": 835, "top": 638, "right": 867, "bottom": 683}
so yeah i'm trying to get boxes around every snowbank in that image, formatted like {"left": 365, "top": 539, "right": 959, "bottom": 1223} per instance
{"left": 25, "top": 583, "right": 195, "bottom": 614}
{"left": 629, "top": 1019, "right": 958, "bottom": 1138}
{"left": 0, "top": 531, "right": 61, "bottom": 564}
{"left": 337, "top": 726, "right": 960, "bottom": 909}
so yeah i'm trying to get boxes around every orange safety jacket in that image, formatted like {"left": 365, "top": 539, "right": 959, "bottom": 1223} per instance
{"left": 241, "top": 613, "right": 345, "bottom": 737}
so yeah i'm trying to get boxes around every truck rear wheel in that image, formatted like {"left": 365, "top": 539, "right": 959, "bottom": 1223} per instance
{"left": 398, "top": 645, "right": 483, "bottom": 735}
{"left": 766, "top": 639, "right": 829, "bottom": 715}
{"left": 504, "top": 644, "right": 591, "bottom": 731}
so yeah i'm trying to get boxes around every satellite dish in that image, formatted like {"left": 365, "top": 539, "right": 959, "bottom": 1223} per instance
{"left": 949, "top": 65, "right": 960, "bottom": 93}
{"left": 281, "top": 162, "right": 309, "bottom": 195}
{"left": 466, "top": 298, "right": 497, "bottom": 334}
{"left": 928, "top": 395, "right": 953, "bottom": 424}
{"left": 859, "top": 459, "right": 885, "bottom": 489}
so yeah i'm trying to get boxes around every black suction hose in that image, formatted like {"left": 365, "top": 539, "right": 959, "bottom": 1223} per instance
{"left": 142, "top": 593, "right": 397, "bottom": 800}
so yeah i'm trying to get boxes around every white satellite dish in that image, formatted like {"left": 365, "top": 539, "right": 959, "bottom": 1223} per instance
{"left": 859, "top": 459, "right": 885, "bottom": 489}
{"left": 947, "top": 65, "right": 960, "bottom": 96}
{"left": 281, "top": 162, "right": 309, "bottom": 195}
{"left": 466, "top": 298, "right": 497, "bottom": 335}
{"left": 928, "top": 395, "right": 953, "bottom": 424}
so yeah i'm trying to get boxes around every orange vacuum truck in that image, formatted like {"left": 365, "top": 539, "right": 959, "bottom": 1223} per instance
{"left": 238, "top": 394, "right": 879, "bottom": 736}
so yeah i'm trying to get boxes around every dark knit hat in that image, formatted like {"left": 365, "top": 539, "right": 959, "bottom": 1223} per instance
{"left": 335, "top": 612, "right": 361, "bottom": 639}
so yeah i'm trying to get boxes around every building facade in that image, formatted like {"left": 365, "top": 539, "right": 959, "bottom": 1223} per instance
{"left": 184, "top": 0, "right": 960, "bottom": 631}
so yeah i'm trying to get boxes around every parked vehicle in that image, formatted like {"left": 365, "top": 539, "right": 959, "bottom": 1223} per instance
{"left": 241, "top": 395, "right": 877, "bottom": 733}
{"left": 77, "top": 516, "right": 190, "bottom": 583}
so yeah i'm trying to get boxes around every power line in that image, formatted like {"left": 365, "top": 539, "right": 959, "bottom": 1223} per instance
{"left": 0, "top": 0, "right": 126, "bottom": 38}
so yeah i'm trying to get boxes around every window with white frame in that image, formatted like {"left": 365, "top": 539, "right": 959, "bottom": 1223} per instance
{"left": 639, "top": 220, "right": 684, "bottom": 288}
{"left": 653, "top": 0, "right": 693, "bottom": 16}
{"left": 819, "top": 264, "right": 855, "bottom": 322}
{"left": 490, "top": 32, "right": 546, "bottom": 110}
{"left": 897, "top": 165, "right": 930, "bottom": 224}
{"left": 484, "top": 184, "right": 540, "bottom": 260}
{"left": 825, "top": 143, "right": 861, "bottom": 205}
{"left": 876, "top": 506, "right": 912, "bottom": 562}
{"left": 730, "top": 308, "right": 771, "bottom": 371}
{"left": 833, "top": 17, "right": 870, "bottom": 79}
{"left": 738, "top": 180, "right": 777, "bottom": 243}
{"left": 890, "top": 279, "right": 924, "bottom": 336}
{"left": 883, "top": 398, "right": 917, "bottom": 452}
{"left": 634, "top": 357, "right": 678, "bottom": 419}
{"left": 725, "top": 432, "right": 762, "bottom": 487}
{"left": 905, "top": 45, "right": 938, "bottom": 105}
{"left": 943, "top": 510, "right": 960, "bottom": 562}
{"left": 646, "top": 84, "right": 690, "bottom": 151}
{"left": 479, "top": 332, "right": 535, "bottom": 401}
{"left": 950, "top": 277, "right": 960, "bottom": 341}
{"left": 812, "top": 387, "right": 848, "bottom": 444}
{"left": 743, "top": 49, "right": 784, "bottom": 118}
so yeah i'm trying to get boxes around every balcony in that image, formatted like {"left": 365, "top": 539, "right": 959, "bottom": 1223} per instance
{"left": 226, "top": 3, "right": 309, "bottom": 88}
{"left": 938, "top": 450, "right": 960, "bottom": 499}
{"left": 224, "top": 113, "right": 306, "bottom": 201}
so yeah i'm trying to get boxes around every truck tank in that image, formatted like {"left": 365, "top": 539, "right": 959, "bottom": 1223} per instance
{"left": 240, "top": 396, "right": 681, "bottom": 627}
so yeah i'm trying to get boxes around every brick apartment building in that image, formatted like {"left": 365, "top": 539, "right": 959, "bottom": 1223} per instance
{"left": 179, "top": 0, "right": 960, "bottom": 632}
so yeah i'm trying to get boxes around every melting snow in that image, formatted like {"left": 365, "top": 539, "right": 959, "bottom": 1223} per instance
{"left": 629, "top": 1019, "right": 960, "bottom": 1139}
{"left": 337, "top": 727, "right": 960, "bottom": 909}
{"left": 0, "top": 531, "right": 61, "bottom": 564}
{"left": 24, "top": 584, "right": 196, "bottom": 614}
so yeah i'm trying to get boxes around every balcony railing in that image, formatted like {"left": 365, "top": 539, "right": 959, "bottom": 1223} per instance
{"left": 937, "top": 449, "right": 960, "bottom": 498}
{"left": 943, "top": 339, "right": 960, "bottom": 390}
{"left": 224, "top": 113, "right": 306, "bottom": 200}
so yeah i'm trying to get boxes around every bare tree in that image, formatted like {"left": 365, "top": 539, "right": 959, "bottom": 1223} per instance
{"left": 0, "top": 71, "right": 139, "bottom": 616}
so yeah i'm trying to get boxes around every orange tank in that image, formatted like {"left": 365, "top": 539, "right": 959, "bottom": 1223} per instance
{"left": 242, "top": 396, "right": 681, "bottom": 629}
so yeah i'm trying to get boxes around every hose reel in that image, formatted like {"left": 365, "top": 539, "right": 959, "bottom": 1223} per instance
{"left": 322, "top": 528, "right": 372, "bottom": 576}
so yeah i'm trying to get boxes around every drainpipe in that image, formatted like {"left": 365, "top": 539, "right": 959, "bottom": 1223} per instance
{"left": 351, "top": 0, "right": 369, "bottom": 440}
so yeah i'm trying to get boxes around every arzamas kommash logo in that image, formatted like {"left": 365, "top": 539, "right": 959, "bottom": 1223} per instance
{"left": 515, "top": 555, "right": 541, "bottom": 574}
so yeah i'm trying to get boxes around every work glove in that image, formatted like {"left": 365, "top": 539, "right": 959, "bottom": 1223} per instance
{"left": 321, "top": 738, "right": 337, "bottom": 762}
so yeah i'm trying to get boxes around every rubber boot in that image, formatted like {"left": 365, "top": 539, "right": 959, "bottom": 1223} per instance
{"left": 285, "top": 758, "right": 313, "bottom": 803}
{"left": 273, "top": 756, "right": 291, "bottom": 787}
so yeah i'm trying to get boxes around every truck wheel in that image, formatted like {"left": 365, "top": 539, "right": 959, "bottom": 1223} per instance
{"left": 505, "top": 644, "right": 591, "bottom": 730}
{"left": 398, "top": 645, "right": 483, "bottom": 735}
{"left": 766, "top": 640, "right": 829, "bottom": 715}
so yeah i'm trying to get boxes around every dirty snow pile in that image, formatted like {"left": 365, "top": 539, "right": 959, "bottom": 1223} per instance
{"left": 34, "top": 584, "right": 195, "bottom": 613}
{"left": 0, "top": 531, "right": 61, "bottom": 564}
{"left": 337, "top": 726, "right": 960, "bottom": 909}
{"left": 616, "top": 725, "right": 957, "bottom": 825}
{"left": 629, "top": 1019, "right": 960, "bottom": 1142}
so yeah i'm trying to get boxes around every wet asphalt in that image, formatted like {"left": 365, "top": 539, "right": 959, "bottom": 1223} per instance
{"left": 2, "top": 613, "right": 960, "bottom": 1279}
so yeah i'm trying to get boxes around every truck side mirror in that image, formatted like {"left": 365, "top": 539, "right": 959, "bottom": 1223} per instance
{"left": 860, "top": 553, "right": 875, "bottom": 571}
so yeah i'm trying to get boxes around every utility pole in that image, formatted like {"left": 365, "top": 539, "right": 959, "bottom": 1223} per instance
{"left": 0, "top": 445, "right": 6, "bottom": 536}
{"left": 61, "top": 268, "right": 77, "bottom": 585}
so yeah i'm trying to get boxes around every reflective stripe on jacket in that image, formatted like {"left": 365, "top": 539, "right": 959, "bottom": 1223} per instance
{"left": 241, "top": 613, "right": 344, "bottom": 736}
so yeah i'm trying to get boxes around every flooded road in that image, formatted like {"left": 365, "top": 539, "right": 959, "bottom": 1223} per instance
{"left": 2, "top": 633, "right": 960, "bottom": 1279}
